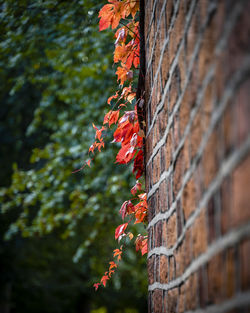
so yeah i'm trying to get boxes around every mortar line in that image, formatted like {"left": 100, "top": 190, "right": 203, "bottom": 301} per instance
{"left": 146, "top": 0, "right": 198, "bottom": 108}
{"left": 148, "top": 222, "right": 250, "bottom": 291}
{"left": 147, "top": 134, "right": 250, "bottom": 259}
{"left": 147, "top": 55, "right": 250, "bottom": 205}
{"left": 147, "top": 59, "right": 250, "bottom": 241}
{"left": 146, "top": 0, "right": 215, "bottom": 137}
{"left": 146, "top": 1, "right": 244, "bottom": 138}
{"left": 184, "top": 291, "right": 250, "bottom": 313}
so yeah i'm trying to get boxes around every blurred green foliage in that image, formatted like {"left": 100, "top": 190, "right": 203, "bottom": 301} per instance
{"left": 0, "top": 0, "right": 147, "bottom": 312}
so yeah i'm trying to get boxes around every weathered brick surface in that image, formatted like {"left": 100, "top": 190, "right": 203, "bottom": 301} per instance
{"left": 145, "top": 0, "right": 250, "bottom": 312}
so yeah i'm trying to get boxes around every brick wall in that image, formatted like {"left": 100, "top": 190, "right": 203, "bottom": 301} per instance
{"left": 144, "top": 0, "right": 250, "bottom": 312}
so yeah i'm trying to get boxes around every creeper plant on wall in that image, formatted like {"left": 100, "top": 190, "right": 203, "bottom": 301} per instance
{"left": 80, "top": 0, "right": 148, "bottom": 290}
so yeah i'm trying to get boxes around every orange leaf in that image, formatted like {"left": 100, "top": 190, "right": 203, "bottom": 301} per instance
{"left": 113, "top": 248, "right": 123, "bottom": 261}
{"left": 109, "top": 261, "right": 117, "bottom": 270}
{"left": 108, "top": 270, "right": 115, "bottom": 277}
{"left": 103, "top": 110, "right": 120, "bottom": 127}
{"left": 100, "top": 275, "right": 109, "bottom": 287}
{"left": 107, "top": 91, "right": 119, "bottom": 105}
{"left": 98, "top": 0, "right": 129, "bottom": 31}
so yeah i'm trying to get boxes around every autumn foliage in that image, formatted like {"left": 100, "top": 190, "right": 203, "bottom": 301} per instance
{"left": 86, "top": 0, "right": 147, "bottom": 290}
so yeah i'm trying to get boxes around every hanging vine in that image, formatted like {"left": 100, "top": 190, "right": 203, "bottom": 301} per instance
{"left": 80, "top": 0, "right": 147, "bottom": 290}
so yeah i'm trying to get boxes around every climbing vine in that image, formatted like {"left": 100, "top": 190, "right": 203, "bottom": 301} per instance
{"left": 79, "top": 0, "right": 148, "bottom": 290}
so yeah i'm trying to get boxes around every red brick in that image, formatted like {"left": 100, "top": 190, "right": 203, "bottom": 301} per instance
{"left": 155, "top": 190, "right": 160, "bottom": 215}
{"left": 175, "top": 245, "right": 184, "bottom": 277}
{"left": 169, "top": 256, "right": 175, "bottom": 281}
{"left": 173, "top": 149, "right": 184, "bottom": 198}
{"left": 190, "top": 107, "right": 203, "bottom": 158}
{"left": 165, "top": 132, "right": 173, "bottom": 170}
{"left": 174, "top": 1, "right": 185, "bottom": 46}
{"left": 186, "top": 8, "right": 199, "bottom": 65}
{"left": 148, "top": 193, "right": 156, "bottom": 222}
{"left": 220, "top": 177, "right": 232, "bottom": 234}
{"left": 160, "top": 255, "right": 168, "bottom": 284}
{"left": 182, "top": 176, "right": 196, "bottom": 220}
{"left": 155, "top": 255, "right": 160, "bottom": 282}
{"left": 183, "top": 228, "right": 192, "bottom": 269}
{"left": 179, "top": 100, "right": 190, "bottom": 138}
{"left": 222, "top": 103, "right": 235, "bottom": 157}
{"left": 202, "top": 131, "right": 219, "bottom": 188}
{"left": 162, "top": 219, "right": 167, "bottom": 247}
{"left": 148, "top": 255, "right": 155, "bottom": 285}
{"left": 176, "top": 200, "right": 183, "bottom": 237}
{"left": 240, "top": 239, "right": 250, "bottom": 291}
{"left": 202, "top": 81, "right": 214, "bottom": 130}
{"left": 167, "top": 288, "right": 178, "bottom": 313}
{"left": 159, "top": 109, "right": 167, "bottom": 139}
{"left": 169, "top": 70, "right": 179, "bottom": 113}
{"left": 198, "top": 266, "right": 208, "bottom": 308}
{"left": 231, "top": 155, "right": 250, "bottom": 228}
{"left": 207, "top": 253, "right": 225, "bottom": 303}
{"left": 225, "top": 248, "right": 236, "bottom": 298}
{"left": 167, "top": 213, "right": 177, "bottom": 248}
{"left": 153, "top": 289, "right": 163, "bottom": 313}
{"left": 159, "top": 180, "right": 168, "bottom": 212}
{"left": 161, "top": 47, "right": 170, "bottom": 87}
{"left": 198, "top": 14, "right": 216, "bottom": 81}
{"left": 185, "top": 273, "right": 198, "bottom": 310}
{"left": 178, "top": 285, "right": 185, "bottom": 313}
{"left": 183, "top": 137, "right": 190, "bottom": 173}
{"left": 153, "top": 119, "right": 160, "bottom": 148}
{"left": 192, "top": 210, "right": 208, "bottom": 258}
{"left": 173, "top": 114, "right": 180, "bottom": 150}
{"left": 152, "top": 152, "right": 161, "bottom": 185}
{"left": 165, "top": 0, "right": 173, "bottom": 29}
{"left": 155, "top": 220, "right": 163, "bottom": 247}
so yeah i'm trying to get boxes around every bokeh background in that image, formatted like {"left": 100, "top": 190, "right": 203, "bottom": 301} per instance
{"left": 0, "top": 1, "right": 147, "bottom": 312}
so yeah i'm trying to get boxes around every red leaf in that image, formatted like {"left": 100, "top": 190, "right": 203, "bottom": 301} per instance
{"left": 115, "top": 223, "right": 128, "bottom": 240}
{"left": 116, "top": 143, "right": 135, "bottom": 164}
{"left": 93, "top": 283, "right": 100, "bottom": 291}
{"left": 135, "top": 236, "right": 148, "bottom": 255}
{"left": 131, "top": 181, "right": 142, "bottom": 195}
{"left": 113, "top": 120, "right": 134, "bottom": 145}
{"left": 133, "top": 150, "right": 143, "bottom": 179}
{"left": 141, "top": 239, "right": 148, "bottom": 255}
{"left": 119, "top": 200, "right": 134, "bottom": 219}
{"left": 100, "top": 275, "right": 109, "bottom": 287}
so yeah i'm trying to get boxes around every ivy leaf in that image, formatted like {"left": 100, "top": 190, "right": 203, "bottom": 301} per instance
{"left": 93, "top": 283, "right": 100, "bottom": 291}
{"left": 103, "top": 110, "right": 120, "bottom": 127}
{"left": 101, "top": 274, "right": 109, "bottom": 287}
{"left": 116, "top": 143, "right": 135, "bottom": 164}
{"left": 115, "top": 223, "right": 128, "bottom": 240}
{"left": 131, "top": 181, "right": 142, "bottom": 195}
{"left": 133, "top": 150, "right": 143, "bottom": 179}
